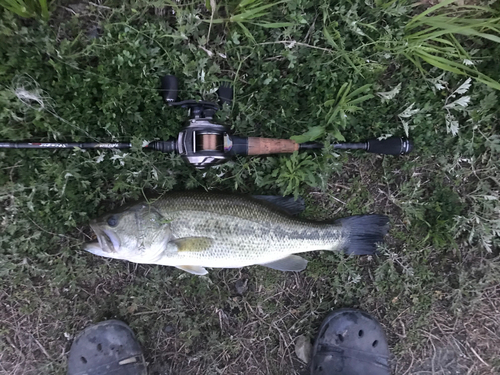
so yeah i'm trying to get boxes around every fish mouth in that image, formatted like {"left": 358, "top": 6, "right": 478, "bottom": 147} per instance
{"left": 85, "top": 224, "right": 120, "bottom": 254}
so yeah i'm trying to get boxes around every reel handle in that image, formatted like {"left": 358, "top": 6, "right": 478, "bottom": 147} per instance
{"left": 160, "top": 75, "right": 178, "bottom": 103}
{"left": 217, "top": 82, "right": 233, "bottom": 106}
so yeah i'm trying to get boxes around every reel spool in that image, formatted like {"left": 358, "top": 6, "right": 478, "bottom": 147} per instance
{"left": 197, "top": 133, "right": 222, "bottom": 152}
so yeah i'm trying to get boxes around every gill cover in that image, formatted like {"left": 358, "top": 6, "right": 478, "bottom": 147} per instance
{"left": 85, "top": 203, "right": 170, "bottom": 261}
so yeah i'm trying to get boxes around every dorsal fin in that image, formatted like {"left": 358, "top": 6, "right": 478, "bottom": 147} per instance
{"left": 252, "top": 195, "right": 305, "bottom": 216}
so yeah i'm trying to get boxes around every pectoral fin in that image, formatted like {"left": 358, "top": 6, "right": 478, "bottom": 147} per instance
{"left": 171, "top": 237, "right": 213, "bottom": 252}
{"left": 259, "top": 255, "right": 308, "bottom": 272}
{"left": 176, "top": 265, "right": 208, "bottom": 275}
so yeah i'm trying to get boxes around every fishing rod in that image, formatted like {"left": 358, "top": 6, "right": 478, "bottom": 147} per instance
{"left": 0, "top": 76, "right": 413, "bottom": 169}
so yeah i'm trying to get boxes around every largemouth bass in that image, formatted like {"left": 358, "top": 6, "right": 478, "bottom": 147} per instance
{"left": 84, "top": 192, "right": 389, "bottom": 275}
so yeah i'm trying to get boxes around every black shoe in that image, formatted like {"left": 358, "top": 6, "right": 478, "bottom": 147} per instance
{"left": 310, "top": 309, "right": 390, "bottom": 375}
{"left": 67, "top": 320, "right": 147, "bottom": 375}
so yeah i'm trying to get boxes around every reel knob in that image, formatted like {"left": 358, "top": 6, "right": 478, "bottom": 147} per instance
{"left": 160, "top": 75, "right": 179, "bottom": 103}
{"left": 217, "top": 82, "right": 233, "bottom": 106}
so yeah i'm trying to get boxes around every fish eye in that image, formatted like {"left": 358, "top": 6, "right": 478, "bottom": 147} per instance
{"left": 107, "top": 215, "right": 118, "bottom": 227}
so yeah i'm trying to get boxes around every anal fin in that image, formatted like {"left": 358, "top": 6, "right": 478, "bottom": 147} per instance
{"left": 176, "top": 265, "right": 208, "bottom": 275}
{"left": 259, "top": 255, "right": 308, "bottom": 272}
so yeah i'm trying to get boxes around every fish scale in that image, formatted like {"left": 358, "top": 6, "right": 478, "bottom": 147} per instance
{"left": 163, "top": 211, "right": 341, "bottom": 266}
{"left": 85, "top": 192, "right": 390, "bottom": 275}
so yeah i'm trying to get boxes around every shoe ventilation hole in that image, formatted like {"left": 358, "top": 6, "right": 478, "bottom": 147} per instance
{"left": 372, "top": 340, "right": 379, "bottom": 347}
{"left": 320, "top": 323, "right": 329, "bottom": 339}
{"left": 358, "top": 330, "right": 364, "bottom": 337}
{"left": 97, "top": 343, "right": 102, "bottom": 351}
{"left": 338, "top": 334, "right": 344, "bottom": 342}
{"left": 80, "top": 356, "right": 87, "bottom": 364}
{"left": 110, "top": 345, "right": 115, "bottom": 351}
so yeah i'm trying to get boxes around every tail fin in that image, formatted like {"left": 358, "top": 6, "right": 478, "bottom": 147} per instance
{"left": 335, "top": 215, "right": 390, "bottom": 255}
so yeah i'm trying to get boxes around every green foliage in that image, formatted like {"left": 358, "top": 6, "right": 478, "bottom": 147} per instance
{"left": 262, "top": 151, "right": 322, "bottom": 199}
{"left": 205, "top": 0, "right": 293, "bottom": 41}
{"left": 396, "top": 0, "right": 500, "bottom": 90}
{"left": 0, "top": 0, "right": 48, "bottom": 19}
{"left": 292, "top": 83, "right": 373, "bottom": 142}
{"left": 421, "top": 186, "right": 464, "bottom": 248}
{"left": 1, "top": 0, "right": 500, "bottom": 373}
{"left": 323, "top": 82, "right": 373, "bottom": 138}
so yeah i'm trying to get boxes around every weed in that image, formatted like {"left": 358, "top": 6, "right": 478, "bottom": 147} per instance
{"left": 292, "top": 82, "right": 374, "bottom": 142}
{"left": 394, "top": 0, "right": 500, "bottom": 90}
{"left": 0, "top": 0, "right": 49, "bottom": 19}
{"left": 204, "top": 0, "right": 293, "bottom": 42}
{"left": 261, "top": 151, "right": 323, "bottom": 199}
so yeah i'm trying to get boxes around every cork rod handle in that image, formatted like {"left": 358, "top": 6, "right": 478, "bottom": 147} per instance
{"left": 247, "top": 137, "right": 300, "bottom": 155}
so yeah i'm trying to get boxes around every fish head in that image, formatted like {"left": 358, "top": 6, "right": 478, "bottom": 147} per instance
{"left": 84, "top": 202, "right": 171, "bottom": 261}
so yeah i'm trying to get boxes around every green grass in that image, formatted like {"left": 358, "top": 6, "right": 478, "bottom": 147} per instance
{"left": 0, "top": 0, "right": 49, "bottom": 19}
{"left": 396, "top": 0, "right": 500, "bottom": 90}
{"left": 1, "top": 0, "right": 500, "bottom": 374}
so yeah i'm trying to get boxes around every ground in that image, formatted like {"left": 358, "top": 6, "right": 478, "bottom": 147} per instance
{"left": 0, "top": 0, "right": 499, "bottom": 374}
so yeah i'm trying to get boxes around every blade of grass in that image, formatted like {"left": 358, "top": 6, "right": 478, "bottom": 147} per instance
{"left": 336, "top": 82, "right": 351, "bottom": 102}
{"left": 348, "top": 94, "right": 374, "bottom": 105}
{"left": 413, "top": 50, "right": 500, "bottom": 90}
{"left": 415, "top": 51, "right": 468, "bottom": 75}
{"left": 345, "top": 84, "right": 372, "bottom": 99}
{"left": 448, "top": 34, "right": 469, "bottom": 57}
{"left": 427, "top": 37, "right": 457, "bottom": 47}
{"left": 252, "top": 22, "right": 295, "bottom": 28}
{"left": 323, "top": 27, "right": 361, "bottom": 74}
{"left": 403, "top": 52, "right": 425, "bottom": 73}
{"left": 237, "top": 0, "right": 260, "bottom": 8}
{"left": 416, "top": 44, "right": 462, "bottom": 56}
{"left": 339, "top": 109, "right": 347, "bottom": 128}
{"left": 39, "top": 0, "right": 48, "bottom": 19}
{"left": 237, "top": 21, "right": 256, "bottom": 42}
{"left": 413, "top": 22, "right": 500, "bottom": 43}
{"left": 475, "top": 75, "right": 500, "bottom": 91}
{"left": 230, "top": 1, "right": 283, "bottom": 22}
{"left": 407, "top": 0, "right": 459, "bottom": 27}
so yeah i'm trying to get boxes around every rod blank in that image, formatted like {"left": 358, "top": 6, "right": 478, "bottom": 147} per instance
{"left": 0, "top": 142, "right": 132, "bottom": 149}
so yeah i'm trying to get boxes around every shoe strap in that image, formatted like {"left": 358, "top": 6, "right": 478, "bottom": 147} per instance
{"left": 315, "top": 343, "right": 389, "bottom": 369}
